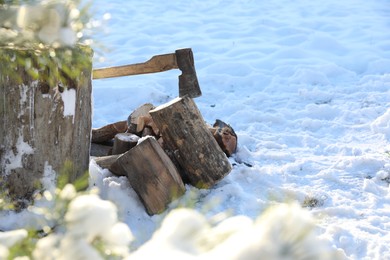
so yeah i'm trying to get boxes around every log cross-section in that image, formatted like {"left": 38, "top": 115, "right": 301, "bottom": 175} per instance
{"left": 150, "top": 96, "right": 232, "bottom": 188}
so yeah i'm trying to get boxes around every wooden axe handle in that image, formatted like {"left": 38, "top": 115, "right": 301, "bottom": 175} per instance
{"left": 93, "top": 53, "right": 178, "bottom": 79}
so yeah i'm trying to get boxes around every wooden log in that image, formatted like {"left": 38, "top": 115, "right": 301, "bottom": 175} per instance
{"left": 127, "top": 103, "right": 154, "bottom": 135}
{"left": 91, "top": 121, "right": 128, "bottom": 143}
{"left": 111, "top": 133, "right": 139, "bottom": 155}
{"left": 141, "top": 126, "right": 154, "bottom": 137}
{"left": 209, "top": 119, "right": 237, "bottom": 157}
{"left": 93, "top": 154, "right": 126, "bottom": 176}
{"left": 0, "top": 46, "right": 92, "bottom": 206}
{"left": 150, "top": 96, "right": 232, "bottom": 188}
{"left": 138, "top": 115, "right": 160, "bottom": 136}
{"left": 93, "top": 154, "right": 120, "bottom": 170}
{"left": 117, "top": 137, "right": 185, "bottom": 215}
{"left": 90, "top": 143, "right": 113, "bottom": 157}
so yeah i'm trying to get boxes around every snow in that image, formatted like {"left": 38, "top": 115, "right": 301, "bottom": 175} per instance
{"left": 0, "top": 229, "right": 28, "bottom": 259}
{"left": 127, "top": 204, "right": 346, "bottom": 259}
{"left": 1, "top": 0, "right": 389, "bottom": 259}
{"left": 0, "top": 229, "right": 28, "bottom": 248}
{"left": 371, "top": 108, "right": 390, "bottom": 139}
{"left": 16, "top": 2, "right": 78, "bottom": 46}
{"left": 137, "top": 135, "right": 158, "bottom": 144}
{"left": 32, "top": 193, "right": 133, "bottom": 260}
{"left": 60, "top": 88, "right": 76, "bottom": 123}
{"left": 116, "top": 133, "right": 139, "bottom": 142}
{"left": 2, "top": 134, "right": 34, "bottom": 176}
{"left": 88, "top": 0, "right": 390, "bottom": 258}
{"left": 41, "top": 161, "right": 57, "bottom": 193}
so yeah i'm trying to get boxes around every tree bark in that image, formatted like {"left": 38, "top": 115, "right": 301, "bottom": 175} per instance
{"left": 0, "top": 46, "right": 92, "bottom": 206}
{"left": 117, "top": 137, "right": 185, "bottom": 215}
{"left": 91, "top": 120, "right": 128, "bottom": 144}
{"left": 150, "top": 96, "right": 232, "bottom": 189}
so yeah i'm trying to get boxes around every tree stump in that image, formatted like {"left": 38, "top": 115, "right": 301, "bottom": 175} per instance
{"left": 150, "top": 96, "right": 232, "bottom": 188}
{"left": 117, "top": 137, "right": 185, "bottom": 215}
{"left": 0, "top": 46, "right": 93, "bottom": 206}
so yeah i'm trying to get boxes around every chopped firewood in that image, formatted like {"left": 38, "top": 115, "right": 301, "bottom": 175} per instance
{"left": 209, "top": 119, "right": 237, "bottom": 157}
{"left": 157, "top": 137, "right": 164, "bottom": 147}
{"left": 110, "top": 159, "right": 127, "bottom": 177}
{"left": 136, "top": 115, "right": 160, "bottom": 136}
{"left": 116, "top": 137, "right": 185, "bottom": 215}
{"left": 150, "top": 96, "right": 232, "bottom": 188}
{"left": 136, "top": 116, "right": 146, "bottom": 132}
{"left": 142, "top": 126, "right": 154, "bottom": 137}
{"left": 127, "top": 103, "right": 154, "bottom": 134}
{"left": 112, "top": 133, "right": 140, "bottom": 155}
{"left": 93, "top": 154, "right": 126, "bottom": 176}
{"left": 92, "top": 121, "right": 128, "bottom": 143}
{"left": 94, "top": 154, "right": 119, "bottom": 169}
{"left": 90, "top": 143, "right": 113, "bottom": 157}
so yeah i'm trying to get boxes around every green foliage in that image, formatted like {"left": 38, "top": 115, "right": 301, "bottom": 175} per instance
{"left": 0, "top": 0, "right": 30, "bottom": 4}
{"left": 1, "top": 168, "right": 90, "bottom": 258}
{"left": 0, "top": 192, "right": 15, "bottom": 211}
{"left": 3, "top": 191, "right": 75, "bottom": 258}
{"left": 0, "top": 44, "right": 93, "bottom": 89}
{"left": 57, "top": 159, "right": 90, "bottom": 192}
{"left": 0, "top": 0, "right": 94, "bottom": 89}
{"left": 7, "top": 230, "right": 37, "bottom": 259}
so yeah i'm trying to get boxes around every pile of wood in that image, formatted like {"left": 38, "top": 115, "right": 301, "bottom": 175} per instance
{"left": 91, "top": 97, "right": 237, "bottom": 215}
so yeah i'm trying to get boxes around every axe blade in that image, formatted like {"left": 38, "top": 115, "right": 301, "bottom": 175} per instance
{"left": 175, "top": 48, "right": 202, "bottom": 98}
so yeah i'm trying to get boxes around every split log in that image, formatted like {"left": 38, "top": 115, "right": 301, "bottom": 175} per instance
{"left": 139, "top": 115, "right": 160, "bottom": 136}
{"left": 111, "top": 133, "right": 140, "bottom": 155}
{"left": 91, "top": 121, "right": 127, "bottom": 143}
{"left": 117, "top": 137, "right": 185, "bottom": 215}
{"left": 93, "top": 154, "right": 126, "bottom": 176}
{"left": 150, "top": 96, "right": 232, "bottom": 188}
{"left": 142, "top": 126, "right": 154, "bottom": 137}
{"left": 0, "top": 46, "right": 92, "bottom": 206}
{"left": 93, "top": 154, "right": 120, "bottom": 170}
{"left": 209, "top": 119, "right": 237, "bottom": 157}
{"left": 127, "top": 103, "right": 154, "bottom": 135}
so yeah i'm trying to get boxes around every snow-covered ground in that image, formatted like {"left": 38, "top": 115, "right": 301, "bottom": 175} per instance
{"left": 1, "top": 0, "right": 389, "bottom": 259}
{"left": 89, "top": 0, "right": 390, "bottom": 258}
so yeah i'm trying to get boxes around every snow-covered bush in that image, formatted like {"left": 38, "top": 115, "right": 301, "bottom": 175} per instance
{"left": 31, "top": 185, "right": 133, "bottom": 260}
{"left": 0, "top": 0, "right": 96, "bottom": 87}
{"left": 1, "top": 183, "right": 346, "bottom": 259}
{"left": 0, "top": 229, "right": 28, "bottom": 259}
{"left": 128, "top": 203, "right": 346, "bottom": 260}
{"left": 1, "top": 184, "right": 133, "bottom": 259}
{"left": 0, "top": 0, "right": 88, "bottom": 47}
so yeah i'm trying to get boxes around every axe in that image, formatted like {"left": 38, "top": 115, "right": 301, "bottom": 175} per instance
{"left": 93, "top": 48, "right": 202, "bottom": 98}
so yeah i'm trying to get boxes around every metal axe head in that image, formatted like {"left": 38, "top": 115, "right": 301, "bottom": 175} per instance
{"left": 175, "top": 48, "right": 202, "bottom": 98}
